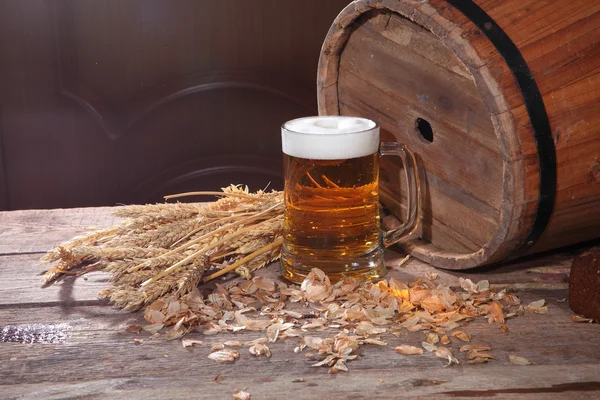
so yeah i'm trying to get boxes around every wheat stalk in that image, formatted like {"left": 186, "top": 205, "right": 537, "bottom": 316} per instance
{"left": 139, "top": 216, "right": 280, "bottom": 287}
{"left": 40, "top": 185, "right": 284, "bottom": 312}
{"left": 39, "top": 227, "right": 117, "bottom": 264}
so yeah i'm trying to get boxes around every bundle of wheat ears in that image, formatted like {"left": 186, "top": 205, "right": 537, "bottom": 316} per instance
{"left": 41, "top": 185, "right": 284, "bottom": 311}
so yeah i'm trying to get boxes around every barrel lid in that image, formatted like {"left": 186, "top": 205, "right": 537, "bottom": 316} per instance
{"left": 318, "top": 3, "right": 526, "bottom": 269}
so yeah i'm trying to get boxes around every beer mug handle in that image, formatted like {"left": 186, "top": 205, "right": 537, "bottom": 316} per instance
{"left": 379, "top": 142, "right": 421, "bottom": 247}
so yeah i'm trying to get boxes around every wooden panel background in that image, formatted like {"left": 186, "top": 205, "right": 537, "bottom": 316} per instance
{"left": 0, "top": 0, "right": 351, "bottom": 210}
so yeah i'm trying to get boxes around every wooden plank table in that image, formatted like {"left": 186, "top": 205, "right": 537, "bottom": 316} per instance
{"left": 1, "top": 207, "right": 599, "bottom": 399}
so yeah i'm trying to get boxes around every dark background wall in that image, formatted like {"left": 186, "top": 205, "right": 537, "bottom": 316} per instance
{"left": 0, "top": 0, "right": 350, "bottom": 210}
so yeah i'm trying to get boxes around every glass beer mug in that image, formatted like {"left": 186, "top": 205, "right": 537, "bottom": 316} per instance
{"left": 280, "top": 116, "right": 420, "bottom": 283}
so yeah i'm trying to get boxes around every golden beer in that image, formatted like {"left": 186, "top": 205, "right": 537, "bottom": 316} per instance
{"left": 280, "top": 116, "right": 385, "bottom": 282}
{"left": 282, "top": 153, "right": 382, "bottom": 281}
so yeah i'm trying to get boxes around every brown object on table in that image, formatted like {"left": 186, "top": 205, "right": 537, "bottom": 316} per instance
{"left": 317, "top": 0, "right": 600, "bottom": 270}
{"left": 569, "top": 247, "right": 600, "bottom": 323}
{"left": 2, "top": 207, "right": 600, "bottom": 398}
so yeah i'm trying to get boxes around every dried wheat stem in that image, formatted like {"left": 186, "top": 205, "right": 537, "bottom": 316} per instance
{"left": 203, "top": 237, "right": 283, "bottom": 282}
{"left": 209, "top": 249, "right": 238, "bottom": 261}
{"left": 164, "top": 191, "right": 265, "bottom": 200}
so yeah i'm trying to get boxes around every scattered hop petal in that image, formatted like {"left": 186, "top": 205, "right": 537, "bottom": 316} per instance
{"left": 467, "top": 349, "right": 497, "bottom": 364}
{"left": 426, "top": 272, "right": 438, "bottom": 281}
{"left": 489, "top": 301, "right": 505, "bottom": 324}
{"left": 165, "top": 317, "right": 186, "bottom": 340}
{"left": 527, "top": 299, "right": 545, "bottom": 308}
{"left": 312, "top": 355, "right": 336, "bottom": 367}
{"left": 399, "top": 315, "right": 420, "bottom": 328}
{"left": 467, "top": 351, "right": 497, "bottom": 361}
{"left": 435, "top": 347, "right": 459, "bottom": 365}
{"left": 459, "top": 278, "right": 478, "bottom": 293}
{"left": 208, "top": 349, "right": 240, "bottom": 363}
{"left": 476, "top": 280, "right": 490, "bottom": 292}
{"left": 395, "top": 345, "right": 424, "bottom": 355}
{"left": 303, "top": 336, "right": 324, "bottom": 350}
{"left": 145, "top": 310, "right": 166, "bottom": 325}
{"left": 361, "top": 338, "right": 387, "bottom": 346}
{"left": 356, "top": 321, "right": 387, "bottom": 335}
{"left": 421, "top": 295, "right": 445, "bottom": 313}
{"left": 451, "top": 331, "right": 471, "bottom": 342}
{"left": 460, "top": 344, "right": 492, "bottom": 353}
{"left": 572, "top": 315, "right": 594, "bottom": 323}
{"left": 253, "top": 276, "right": 275, "bottom": 292}
{"left": 509, "top": 355, "right": 532, "bottom": 365}
{"left": 249, "top": 343, "right": 271, "bottom": 357}
{"left": 422, "top": 342, "right": 438, "bottom": 352}
{"left": 435, "top": 346, "right": 450, "bottom": 357}
{"left": 329, "top": 359, "right": 349, "bottom": 374}
{"left": 525, "top": 300, "right": 548, "bottom": 314}
{"left": 426, "top": 332, "right": 440, "bottom": 344}
{"left": 182, "top": 339, "right": 202, "bottom": 348}
{"left": 282, "top": 310, "right": 303, "bottom": 318}
{"left": 233, "top": 389, "right": 251, "bottom": 400}
{"left": 142, "top": 323, "right": 164, "bottom": 333}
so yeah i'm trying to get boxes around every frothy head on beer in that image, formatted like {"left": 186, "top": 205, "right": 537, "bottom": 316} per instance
{"left": 282, "top": 116, "right": 379, "bottom": 160}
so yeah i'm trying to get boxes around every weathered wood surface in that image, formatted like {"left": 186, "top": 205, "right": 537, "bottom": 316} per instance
{"left": 0, "top": 207, "right": 119, "bottom": 254}
{"left": 318, "top": 0, "right": 600, "bottom": 269}
{"left": 1, "top": 207, "right": 600, "bottom": 399}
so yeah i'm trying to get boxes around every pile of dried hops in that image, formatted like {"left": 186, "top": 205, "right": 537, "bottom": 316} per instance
{"left": 41, "top": 185, "right": 547, "bottom": 372}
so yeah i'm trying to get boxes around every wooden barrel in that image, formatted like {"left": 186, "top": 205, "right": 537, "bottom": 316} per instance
{"left": 317, "top": 0, "right": 600, "bottom": 269}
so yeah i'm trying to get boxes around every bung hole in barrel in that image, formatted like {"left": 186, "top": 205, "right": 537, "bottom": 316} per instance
{"left": 415, "top": 118, "right": 433, "bottom": 143}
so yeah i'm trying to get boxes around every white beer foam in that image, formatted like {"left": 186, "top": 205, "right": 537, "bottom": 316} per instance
{"left": 282, "top": 116, "right": 379, "bottom": 160}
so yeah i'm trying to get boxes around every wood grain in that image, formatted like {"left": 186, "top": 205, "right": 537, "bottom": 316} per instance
{"left": 317, "top": 0, "right": 600, "bottom": 269}
{"left": 0, "top": 207, "right": 119, "bottom": 254}
{"left": 341, "top": 11, "right": 505, "bottom": 255}
{"left": 0, "top": 254, "right": 109, "bottom": 307}
{"left": 1, "top": 206, "right": 600, "bottom": 398}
